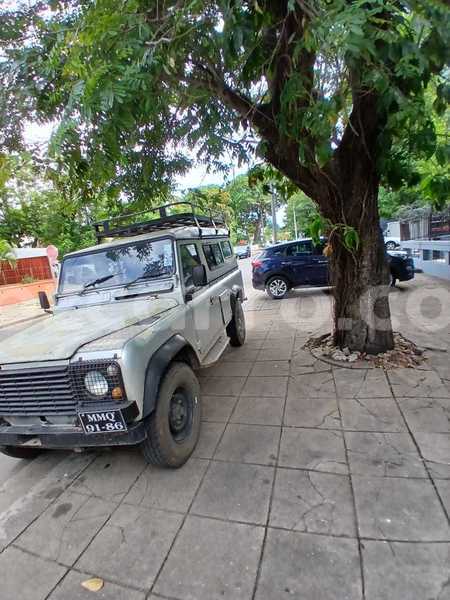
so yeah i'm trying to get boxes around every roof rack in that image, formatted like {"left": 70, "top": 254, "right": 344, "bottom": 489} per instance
{"left": 93, "top": 202, "right": 228, "bottom": 243}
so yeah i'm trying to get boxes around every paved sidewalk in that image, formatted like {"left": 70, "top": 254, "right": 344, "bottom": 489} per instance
{"left": 0, "top": 273, "right": 449, "bottom": 600}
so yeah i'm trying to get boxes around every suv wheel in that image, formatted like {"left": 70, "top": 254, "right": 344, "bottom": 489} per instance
{"left": 386, "top": 241, "right": 397, "bottom": 250}
{"left": 226, "top": 298, "right": 246, "bottom": 347}
{"left": 140, "top": 362, "right": 201, "bottom": 468}
{"left": 266, "top": 276, "right": 289, "bottom": 299}
{"left": 1, "top": 446, "right": 42, "bottom": 459}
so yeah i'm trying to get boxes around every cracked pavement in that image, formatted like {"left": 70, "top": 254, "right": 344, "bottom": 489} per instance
{"left": 0, "top": 266, "right": 450, "bottom": 599}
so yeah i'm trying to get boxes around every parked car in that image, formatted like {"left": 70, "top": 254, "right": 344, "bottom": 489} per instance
{"left": 0, "top": 203, "right": 246, "bottom": 468}
{"left": 234, "top": 244, "right": 251, "bottom": 259}
{"left": 252, "top": 238, "right": 414, "bottom": 299}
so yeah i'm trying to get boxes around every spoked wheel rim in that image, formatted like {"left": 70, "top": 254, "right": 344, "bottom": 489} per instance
{"left": 169, "top": 388, "right": 193, "bottom": 443}
{"left": 269, "top": 278, "right": 288, "bottom": 298}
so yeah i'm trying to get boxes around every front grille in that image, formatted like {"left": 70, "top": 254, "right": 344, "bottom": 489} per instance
{"left": 0, "top": 361, "right": 125, "bottom": 416}
{"left": 0, "top": 365, "right": 76, "bottom": 416}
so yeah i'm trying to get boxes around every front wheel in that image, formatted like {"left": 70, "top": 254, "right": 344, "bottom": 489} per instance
{"left": 1, "top": 446, "right": 42, "bottom": 459}
{"left": 140, "top": 362, "right": 201, "bottom": 468}
{"left": 227, "top": 298, "right": 246, "bottom": 347}
{"left": 266, "top": 276, "right": 289, "bottom": 299}
{"left": 386, "top": 241, "right": 397, "bottom": 250}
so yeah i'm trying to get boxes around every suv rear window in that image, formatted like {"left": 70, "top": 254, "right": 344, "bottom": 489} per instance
{"left": 203, "top": 243, "right": 224, "bottom": 269}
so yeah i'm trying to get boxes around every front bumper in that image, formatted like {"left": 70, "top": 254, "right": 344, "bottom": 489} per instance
{"left": 0, "top": 401, "right": 147, "bottom": 449}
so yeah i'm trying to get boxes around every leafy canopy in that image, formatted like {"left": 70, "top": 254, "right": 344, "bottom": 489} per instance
{"left": 0, "top": 0, "right": 449, "bottom": 213}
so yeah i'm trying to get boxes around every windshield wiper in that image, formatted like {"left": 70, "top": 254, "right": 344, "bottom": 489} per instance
{"left": 125, "top": 272, "right": 170, "bottom": 289}
{"left": 80, "top": 274, "right": 118, "bottom": 295}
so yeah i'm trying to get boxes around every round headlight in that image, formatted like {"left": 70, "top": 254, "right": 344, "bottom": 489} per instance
{"left": 84, "top": 371, "right": 109, "bottom": 397}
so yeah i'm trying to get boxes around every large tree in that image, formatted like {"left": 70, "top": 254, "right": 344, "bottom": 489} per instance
{"left": 1, "top": 1, "right": 449, "bottom": 352}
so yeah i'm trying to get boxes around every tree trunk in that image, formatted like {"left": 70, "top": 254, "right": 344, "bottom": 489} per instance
{"left": 329, "top": 180, "right": 394, "bottom": 354}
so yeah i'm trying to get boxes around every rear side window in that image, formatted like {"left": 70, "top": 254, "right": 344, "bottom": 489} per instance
{"left": 221, "top": 240, "right": 233, "bottom": 259}
{"left": 286, "top": 241, "right": 313, "bottom": 256}
{"left": 203, "top": 243, "right": 224, "bottom": 270}
{"left": 180, "top": 244, "right": 202, "bottom": 287}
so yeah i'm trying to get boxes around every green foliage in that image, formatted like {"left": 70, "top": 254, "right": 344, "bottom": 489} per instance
{"left": 0, "top": 239, "right": 16, "bottom": 268}
{"left": 284, "top": 192, "right": 319, "bottom": 239}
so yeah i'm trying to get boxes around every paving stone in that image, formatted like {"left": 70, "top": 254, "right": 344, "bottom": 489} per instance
{"left": 231, "top": 395, "right": 285, "bottom": 425}
{"left": 71, "top": 449, "right": 146, "bottom": 503}
{"left": 279, "top": 428, "right": 348, "bottom": 474}
{"left": 124, "top": 458, "right": 209, "bottom": 512}
{"left": 415, "top": 432, "right": 450, "bottom": 478}
{"left": 200, "top": 376, "right": 246, "bottom": 396}
{"left": 0, "top": 451, "right": 95, "bottom": 552}
{"left": 250, "top": 361, "right": 290, "bottom": 377}
{"left": 398, "top": 396, "right": 450, "bottom": 432}
{"left": 222, "top": 347, "right": 260, "bottom": 362}
{"left": 154, "top": 515, "right": 264, "bottom": 600}
{"left": 76, "top": 503, "right": 182, "bottom": 590}
{"left": 215, "top": 424, "right": 280, "bottom": 465}
{"left": 287, "top": 372, "right": 336, "bottom": 399}
{"left": 202, "top": 395, "right": 237, "bottom": 422}
{"left": 192, "top": 421, "right": 226, "bottom": 459}
{"left": 345, "top": 432, "right": 427, "bottom": 478}
{"left": 352, "top": 476, "right": 449, "bottom": 541}
{"left": 241, "top": 376, "right": 288, "bottom": 398}
{"left": 339, "top": 397, "right": 407, "bottom": 432}
{"left": 258, "top": 347, "right": 293, "bottom": 361}
{"left": 48, "top": 570, "right": 145, "bottom": 600}
{"left": 333, "top": 369, "right": 392, "bottom": 398}
{"left": 284, "top": 394, "right": 341, "bottom": 429}
{"left": 15, "top": 491, "right": 115, "bottom": 566}
{"left": 255, "top": 529, "right": 362, "bottom": 600}
{"left": 427, "top": 350, "right": 450, "bottom": 380}
{"left": 362, "top": 540, "right": 450, "bottom": 600}
{"left": 388, "top": 368, "right": 450, "bottom": 398}
{"left": 199, "top": 362, "right": 253, "bottom": 377}
{"left": 434, "top": 479, "right": 450, "bottom": 515}
{"left": 0, "top": 546, "right": 66, "bottom": 600}
{"left": 269, "top": 468, "right": 356, "bottom": 536}
{"left": 191, "top": 461, "right": 274, "bottom": 524}
{"left": 290, "top": 359, "right": 331, "bottom": 375}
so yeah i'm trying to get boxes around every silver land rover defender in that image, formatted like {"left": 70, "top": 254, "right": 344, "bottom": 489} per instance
{"left": 0, "top": 203, "right": 246, "bottom": 468}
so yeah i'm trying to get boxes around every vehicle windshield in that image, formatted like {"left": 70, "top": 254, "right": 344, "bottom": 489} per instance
{"left": 58, "top": 238, "right": 174, "bottom": 295}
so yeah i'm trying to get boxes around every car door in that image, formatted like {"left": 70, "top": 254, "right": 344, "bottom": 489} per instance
{"left": 178, "top": 242, "right": 221, "bottom": 356}
{"left": 308, "top": 242, "right": 330, "bottom": 285}
{"left": 283, "top": 241, "right": 314, "bottom": 285}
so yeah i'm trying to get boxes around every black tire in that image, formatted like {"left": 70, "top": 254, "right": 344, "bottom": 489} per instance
{"left": 140, "top": 362, "right": 201, "bottom": 468}
{"left": 1, "top": 446, "right": 42, "bottom": 459}
{"left": 390, "top": 273, "right": 398, "bottom": 287}
{"left": 227, "top": 298, "right": 246, "bottom": 347}
{"left": 266, "top": 275, "right": 290, "bottom": 299}
{"left": 386, "top": 241, "right": 397, "bottom": 250}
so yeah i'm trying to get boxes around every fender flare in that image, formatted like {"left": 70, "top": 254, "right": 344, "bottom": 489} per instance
{"left": 142, "top": 334, "right": 196, "bottom": 417}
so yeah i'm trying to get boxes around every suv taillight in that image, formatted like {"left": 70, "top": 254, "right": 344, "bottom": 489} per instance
{"left": 252, "top": 259, "right": 262, "bottom": 269}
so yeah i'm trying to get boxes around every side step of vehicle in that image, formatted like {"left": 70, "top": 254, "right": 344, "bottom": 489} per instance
{"left": 200, "top": 334, "right": 230, "bottom": 367}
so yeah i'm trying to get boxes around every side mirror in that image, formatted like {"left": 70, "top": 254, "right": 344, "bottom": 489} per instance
{"left": 192, "top": 264, "right": 207, "bottom": 287}
{"left": 38, "top": 291, "right": 52, "bottom": 312}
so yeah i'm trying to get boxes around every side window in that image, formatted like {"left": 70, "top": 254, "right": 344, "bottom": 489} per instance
{"left": 203, "top": 243, "right": 224, "bottom": 270}
{"left": 180, "top": 244, "right": 201, "bottom": 287}
{"left": 221, "top": 240, "right": 233, "bottom": 259}
{"left": 286, "top": 241, "right": 312, "bottom": 256}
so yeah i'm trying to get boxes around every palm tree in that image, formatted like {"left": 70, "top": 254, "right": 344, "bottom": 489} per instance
{"left": 0, "top": 240, "right": 17, "bottom": 270}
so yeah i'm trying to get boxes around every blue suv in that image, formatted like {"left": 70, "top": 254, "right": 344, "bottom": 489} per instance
{"left": 252, "top": 238, "right": 414, "bottom": 299}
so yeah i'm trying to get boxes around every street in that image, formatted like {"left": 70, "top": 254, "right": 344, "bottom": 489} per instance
{"left": 0, "top": 260, "right": 450, "bottom": 600}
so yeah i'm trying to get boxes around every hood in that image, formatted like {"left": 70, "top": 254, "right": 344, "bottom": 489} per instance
{"left": 0, "top": 298, "right": 178, "bottom": 365}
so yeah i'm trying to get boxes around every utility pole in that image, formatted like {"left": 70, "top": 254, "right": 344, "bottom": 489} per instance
{"left": 271, "top": 185, "right": 277, "bottom": 244}
{"left": 293, "top": 207, "right": 298, "bottom": 239}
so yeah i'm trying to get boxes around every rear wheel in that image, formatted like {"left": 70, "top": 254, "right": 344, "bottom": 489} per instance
{"left": 386, "top": 241, "right": 397, "bottom": 250}
{"left": 140, "top": 362, "right": 201, "bottom": 468}
{"left": 227, "top": 298, "right": 246, "bottom": 347}
{"left": 1, "top": 447, "right": 42, "bottom": 459}
{"left": 266, "top": 276, "right": 289, "bottom": 299}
